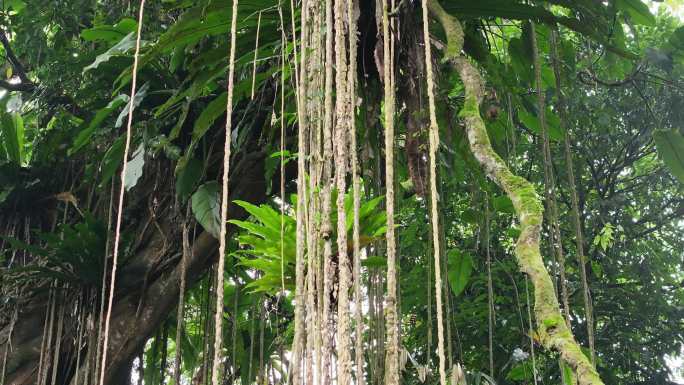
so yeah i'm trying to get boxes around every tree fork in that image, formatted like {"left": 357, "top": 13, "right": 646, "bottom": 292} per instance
{"left": 426, "top": 1, "right": 603, "bottom": 384}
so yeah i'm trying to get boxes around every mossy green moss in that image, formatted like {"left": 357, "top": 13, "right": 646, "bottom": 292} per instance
{"left": 428, "top": 1, "right": 604, "bottom": 383}
{"left": 542, "top": 315, "right": 563, "bottom": 329}
{"left": 459, "top": 95, "right": 479, "bottom": 118}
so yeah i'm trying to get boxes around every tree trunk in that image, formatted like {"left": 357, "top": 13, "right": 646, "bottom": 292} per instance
{"left": 1, "top": 154, "right": 270, "bottom": 385}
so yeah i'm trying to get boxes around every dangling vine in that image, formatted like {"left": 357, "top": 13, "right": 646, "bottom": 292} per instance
{"left": 550, "top": 27, "right": 597, "bottom": 366}
{"left": 173, "top": 210, "right": 191, "bottom": 385}
{"left": 382, "top": 0, "right": 400, "bottom": 382}
{"left": 420, "top": 1, "right": 447, "bottom": 383}
{"left": 290, "top": 0, "right": 309, "bottom": 378}
{"left": 334, "top": 0, "right": 352, "bottom": 381}
{"left": 211, "top": 0, "right": 240, "bottom": 380}
{"left": 485, "top": 194, "right": 495, "bottom": 378}
{"left": 347, "top": 0, "right": 365, "bottom": 382}
{"left": 98, "top": 2, "right": 145, "bottom": 383}
{"left": 0, "top": 1, "right": 677, "bottom": 385}
{"left": 529, "top": 21, "right": 571, "bottom": 326}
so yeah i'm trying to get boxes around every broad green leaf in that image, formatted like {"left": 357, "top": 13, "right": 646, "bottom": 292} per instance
{"left": 0, "top": 112, "right": 24, "bottom": 164}
{"left": 70, "top": 94, "right": 129, "bottom": 154}
{"left": 115, "top": 83, "right": 150, "bottom": 128}
{"left": 3, "top": 0, "right": 25, "bottom": 13}
{"left": 176, "top": 157, "right": 203, "bottom": 201}
{"left": 83, "top": 32, "right": 137, "bottom": 73}
{"left": 444, "top": 0, "right": 557, "bottom": 21}
{"left": 561, "top": 360, "right": 574, "bottom": 385}
{"left": 492, "top": 195, "right": 515, "bottom": 214}
{"left": 518, "top": 108, "right": 563, "bottom": 141}
{"left": 192, "top": 182, "right": 221, "bottom": 238}
{"left": 506, "top": 361, "right": 534, "bottom": 381}
{"left": 669, "top": 26, "right": 684, "bottom": 52}
{"left": 615, "top": 0, "right": 655, "bottom": 26}
{"left": 233, "top": 200, "right": 282, "bottom": 233}
{"left": 81, "top": 18, "right": 137, "bottom": 44}
{"left": 124, "top": 144, "right": 145, "bottom": 191}
{"left": 447, "top": 249, "right": 473, "bottom": 297}
{"left": 99, "top": 136, "right": 125, "bottom": 188}
{"left": 653, "top": 129, "right": 684, "bottom": 184}
{"left": 591, "top": 260, "right": 603, "bottom": 279}
{"left": 192, "top": 92, "right": 228, "bottom": 141}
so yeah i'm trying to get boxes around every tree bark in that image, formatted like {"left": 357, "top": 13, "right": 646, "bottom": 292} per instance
{"left": 1, "top": 154, "right": 269, "bottom": 385}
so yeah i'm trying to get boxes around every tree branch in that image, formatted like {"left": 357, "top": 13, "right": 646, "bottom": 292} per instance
{"left": 427, "top": 1, "right": 604, "bottom": 384}
{"left": 0, "top": 29, "right": 32, "bottom": 86}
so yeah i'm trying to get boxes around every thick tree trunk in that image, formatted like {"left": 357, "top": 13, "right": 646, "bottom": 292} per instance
{"left": 1, "top": 154, "right": 269, "bottom": 385}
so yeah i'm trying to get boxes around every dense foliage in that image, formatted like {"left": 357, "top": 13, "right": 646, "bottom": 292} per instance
{"left": 1, "top": 0, "right": 683, "bottom": 385}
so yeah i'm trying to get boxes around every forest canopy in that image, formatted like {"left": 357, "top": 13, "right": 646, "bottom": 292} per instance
{"left": 1, "top": 0, "right": 684, "bottom": 385}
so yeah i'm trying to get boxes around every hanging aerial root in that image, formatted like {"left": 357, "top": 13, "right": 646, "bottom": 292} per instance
{"left": 99, "top": 1, "right": 146, "bottom": 383}
{"left": 382, "top": 0, "right": 400, "bottom": 382}
{"left": 290, "top": 0, "right": 310, "bottom": 380}
{"left": 347, "top": 0, "right": 365, "bottom": 381}
{"left": 550, "top": 27, "right": 596, "bottom": 365}
{"left": 333, "top": 0, "right": 352, "bottom": 382}
{"left": 212, "top": 0, "right": 240, "bottom": 380}
{"left": 419, "top": 0, "right": 447, "bottom": 383}
{"left": 425, "top": 2, "right": 603, "bottom": 384}
{"left": 173, "top": 211, "right": 191, "bottom": 385}
{"left": 529, "top": 21, "right": 571, "bottom": 327}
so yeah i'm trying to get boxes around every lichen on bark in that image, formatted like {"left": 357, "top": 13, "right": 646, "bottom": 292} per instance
{"left": 426, "top": 1, "right": 604, "bottom": 384}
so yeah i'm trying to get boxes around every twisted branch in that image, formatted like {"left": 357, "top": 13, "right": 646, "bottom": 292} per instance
{"left": 426, "top": 2, "right": 603, "bottom": 384}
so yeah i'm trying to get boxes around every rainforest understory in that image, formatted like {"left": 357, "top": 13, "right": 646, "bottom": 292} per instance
{"left": 1, "top": 0, "right": 684, "bottom": 385}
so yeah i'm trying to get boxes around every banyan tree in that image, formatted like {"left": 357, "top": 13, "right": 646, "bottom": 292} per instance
{"left": 1, "top": 0, "right": 684, "bottom": 384}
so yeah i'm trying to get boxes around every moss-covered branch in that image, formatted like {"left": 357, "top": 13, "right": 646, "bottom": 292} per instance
{"left": 426, "top": 2, "right": 603, "bottom": 384}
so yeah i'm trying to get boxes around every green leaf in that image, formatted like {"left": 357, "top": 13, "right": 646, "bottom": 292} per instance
{"left": 561, "top": 360, "right": 574, "bottom": 385}
{"left": 492, "top": 195, "right": 515, "bottom": 214}
{"left": 506, "top": 361, "right": 534, "bottom": 381}
{"left": 461, "top": 209, "right": 478, "bottom": 224}
{"left": 447, "top": 249, "right": 473, "bottom": 297}
{"left": 233, "top": 200, "right": 282, "bottom": 233}
{"left": 83, "top": 32, "right": 137, "bottom": 73}
{"left": 0, "top": 112, "right": 24, "bottom": 164}
{"left": 99, "top": 136, "right": 125, "bottom": 188}
{"left": 653, "top": 129, "right": 684, "bottom": 184}
{"left": 192, "top": 91, "right": 228, "bottom": 141}
{"left": 115, "top": 82, "right": 150, "bottom": 128}
{"left": 591, "top": 260, "right": 603, "bottom": 279}
{"left": 443, "top": 0, "right": 556, "bottom": 21}
{"left": 176, "top": 157, "right": 203, "bottom": 201}
{"left": 70, "top": 94, "right": 129, "bottom": 155}
{"left": 192, "top": 182, "right": 221, "bottom": 238}
{"left": 362, "top": 256, "right": 387, "bottom": 268}
{"left": 3, "top": 0, "right": 25, "bottom": 13}
{"left": 615, "top": 0, "right": 655, "bottom": 26}
{"left": 81, "top": 18, "right": 137, "bottom": 44}
{"left": 124, "top": 144, "right": 145, "bottom": 191}
{"left": 518, "top": 108, "right": 563, "bottom": 141}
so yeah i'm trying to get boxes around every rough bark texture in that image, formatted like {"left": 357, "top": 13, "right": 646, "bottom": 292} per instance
{"left": 348, "top": 0, "right": 365, "bottom": 382}
{"left": 334, "top": 0, "right": 353, "bottom": 382}
{"left": 291, "top": 0, "right": 310, "bottom": 379}
{"left": 426, "top": 1, "right": 603, "bottom": 384}
{"left": 381, "top": 0, "right": 399, "bottom": 381}
{"left": 0, "top": 154, "right": 269, "bottom": 385}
